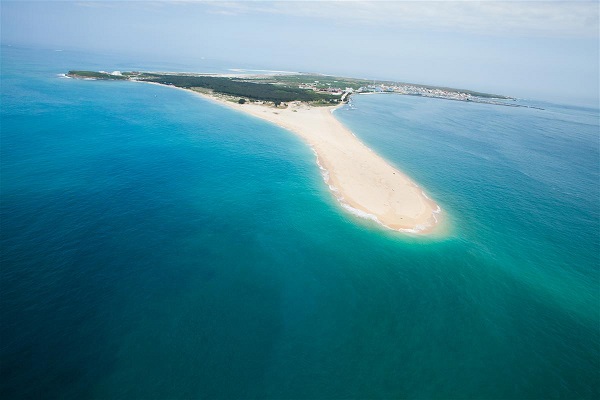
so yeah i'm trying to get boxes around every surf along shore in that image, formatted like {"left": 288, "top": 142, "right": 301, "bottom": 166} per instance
{"left": 182, "top": 88, "right": 442, "bottom": 234}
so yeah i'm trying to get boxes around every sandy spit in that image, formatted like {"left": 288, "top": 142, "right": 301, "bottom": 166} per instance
{"left": 146, "top": 82, "right": 442, "bottom": 234}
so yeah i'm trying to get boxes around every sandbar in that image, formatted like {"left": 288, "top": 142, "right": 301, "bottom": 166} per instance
{"left": 156, "top": 84, "right": 442, "bottom": 233}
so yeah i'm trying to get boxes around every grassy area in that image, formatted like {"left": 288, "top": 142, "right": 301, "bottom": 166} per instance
{"left": 256, "top": 74, "right": 372, "bottom": 90}
{"left": 138, "top": 73, "right": 340, "bottom": 103}
{"left": 67, "top": 70, "right": 511, "bottom": 101}
{"left": 67, "top": 71, "right": 127, "bottom": 80}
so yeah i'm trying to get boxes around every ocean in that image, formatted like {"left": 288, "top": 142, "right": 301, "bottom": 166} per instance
{"left": 1, "top": 45, "right": 598, "bottom": 399}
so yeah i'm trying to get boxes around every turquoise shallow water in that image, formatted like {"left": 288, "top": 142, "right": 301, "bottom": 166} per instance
{"left": 1, "top": 46, "right": 599, "bottom": 399}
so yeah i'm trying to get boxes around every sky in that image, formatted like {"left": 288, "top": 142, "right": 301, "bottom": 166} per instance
{"left": 1, "top": 1, "right": 599, "bottom": 106}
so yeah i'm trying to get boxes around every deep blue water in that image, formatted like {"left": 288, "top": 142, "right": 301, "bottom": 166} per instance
{"left": 1, "top": 46, "right": 599, "bottom": 399}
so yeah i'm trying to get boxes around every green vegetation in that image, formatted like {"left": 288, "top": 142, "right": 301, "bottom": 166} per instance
{"left": 67, "top": 70, "right": 127, "bottom": 80}
{"left": 261, "top": 74, "right": 372, "bottom": 90}
{"left": 66, "top": 69, "right": 512, "bottom": 102}
{"left": 139, "top": 74, "right": 338, "bottom": 103}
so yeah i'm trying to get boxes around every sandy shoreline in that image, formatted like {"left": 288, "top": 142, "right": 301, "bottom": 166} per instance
{"left": 146, "top": 82, "right": 441, "bottom": 233}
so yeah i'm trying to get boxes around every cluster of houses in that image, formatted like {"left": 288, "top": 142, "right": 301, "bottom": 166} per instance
{"left": 356, "top": 84, "right": 476, "bottom": 101}
{"left": 298, "top": 81, "right": 354, "bottom": 97}
{"left": 296, "top": 80, "right": 479, "bottom": 102}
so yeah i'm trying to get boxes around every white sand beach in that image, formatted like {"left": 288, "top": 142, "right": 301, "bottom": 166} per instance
{"left": 178, "top": 87, "right": 442, "bottom": 233}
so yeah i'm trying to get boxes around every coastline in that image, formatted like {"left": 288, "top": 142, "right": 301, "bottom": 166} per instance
{"left": 143, "top": 82, "right": 442, "bottom": 234}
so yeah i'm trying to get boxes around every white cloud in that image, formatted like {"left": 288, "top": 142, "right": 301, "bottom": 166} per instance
{"left": 196, "top": 1, "right": 599, "bottom": 37}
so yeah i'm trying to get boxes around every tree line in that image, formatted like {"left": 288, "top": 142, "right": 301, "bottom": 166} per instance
{"left": 141, "top": 74, "right": 338, "bottom": 103}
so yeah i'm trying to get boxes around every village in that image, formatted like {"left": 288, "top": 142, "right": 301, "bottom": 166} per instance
{"left": 296, "top": 79, "right": 509, "bottom": 104}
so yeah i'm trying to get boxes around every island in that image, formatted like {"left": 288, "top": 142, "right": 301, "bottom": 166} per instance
{"left": 67, "top": 69, "right": 508, "bottom": 233}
